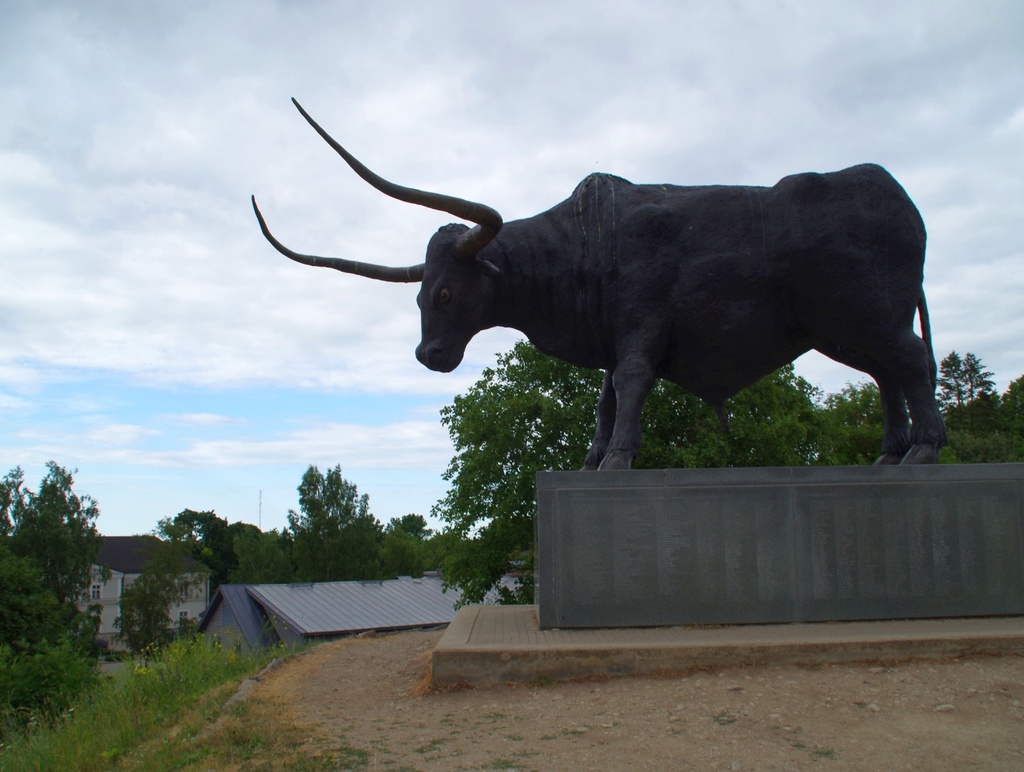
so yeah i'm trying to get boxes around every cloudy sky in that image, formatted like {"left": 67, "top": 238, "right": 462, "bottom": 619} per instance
{"left": 2, "top": 1, "right": 1022, "bottom": 537}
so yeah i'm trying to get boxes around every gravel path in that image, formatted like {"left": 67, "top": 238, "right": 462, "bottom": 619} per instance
{"left": 254, "top": 628, "right": 1024, "bottom": 770}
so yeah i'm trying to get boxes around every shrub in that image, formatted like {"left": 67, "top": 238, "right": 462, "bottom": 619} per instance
{"left": 0, "top": 635, "right": 285, "bottom": 769}
{"left": 0, "top": 640, "right": 97, "bottom": 739}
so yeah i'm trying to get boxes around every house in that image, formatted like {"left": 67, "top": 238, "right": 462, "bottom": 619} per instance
{"left": 80, "top": 535, "right": 210, "bottom": 650}
{"left": 198, "top": 576, "right": 462, "bottom": 649}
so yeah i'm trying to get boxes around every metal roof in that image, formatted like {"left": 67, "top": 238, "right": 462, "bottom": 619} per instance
{"left": 207, "top": 584, "right": 278, "bottom": 648}
{"left": 250, "top": 576, "right": 460, "bottom": 635}
{"left": 203, "top": 576, "right": 462, "bottom": 641}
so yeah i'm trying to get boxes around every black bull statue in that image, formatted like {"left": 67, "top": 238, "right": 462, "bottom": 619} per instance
{"left": 253, "top": 99, "right": 946, "bottom": 470}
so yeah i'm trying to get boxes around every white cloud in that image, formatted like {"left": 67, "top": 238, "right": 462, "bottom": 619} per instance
{"left": 2, "top": 0, "right": 1022, "bottom": 533}
{"left": 165, "top": 413, "right": 248, "bottom": 426}
{"left": 144, "top": 420, "right": 452, "bottom": 471}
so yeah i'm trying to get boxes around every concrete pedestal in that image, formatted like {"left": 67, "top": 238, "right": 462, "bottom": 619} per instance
{"left": 536, "top": 465, "right": 1024, "bottom": 629}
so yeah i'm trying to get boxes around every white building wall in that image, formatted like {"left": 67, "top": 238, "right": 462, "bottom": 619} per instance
{"left": 78, "top": 566, "right": 210, "bottom": 651}
{"left": 78, "top": 567, "right": 126, "bottom": 649}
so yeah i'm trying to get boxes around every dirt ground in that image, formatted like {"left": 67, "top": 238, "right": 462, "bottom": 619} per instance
{"left": 253, "top": 627, "right": 1024, "bottom": 770}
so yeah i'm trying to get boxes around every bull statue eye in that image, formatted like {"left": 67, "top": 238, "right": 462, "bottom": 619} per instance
{"left": 438, "top": 287, "right": 452, "bottom": 305}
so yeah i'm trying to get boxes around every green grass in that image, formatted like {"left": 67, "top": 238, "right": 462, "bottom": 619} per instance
{"left": 0, "top": 636, "right": 287, "bottom": 771}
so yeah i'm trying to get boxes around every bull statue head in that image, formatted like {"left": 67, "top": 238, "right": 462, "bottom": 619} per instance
{"left": 252, "top": 98, "right": 503, "bottom": 373}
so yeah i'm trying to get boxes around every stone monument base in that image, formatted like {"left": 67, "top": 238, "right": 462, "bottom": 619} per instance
{"left": 431, "top": 605, "right": 1024, "bottom": 686}
{"left": 535, "top": 465, "right": 1024, "bottom": 629}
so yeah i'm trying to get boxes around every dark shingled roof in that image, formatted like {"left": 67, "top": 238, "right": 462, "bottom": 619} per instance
{"left": 96, "top": 535, "right": 206, "bottom": 574}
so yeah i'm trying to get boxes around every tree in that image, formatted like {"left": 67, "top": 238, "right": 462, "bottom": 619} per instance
{"left": 379, "top": 530, "right": 427, "bottom": 578}
{"left": 1002, "top": 375, "right": 1024, "bottom": 460}
{"left": 0, "top": 467, "right": 21, "bottom": 537}
{"left": 0, "top": 542, "right": 65, "bottom": 649}
{"left": 941, "top": 430, "right": 1018, "bottom": 464}
{"left": 935, "top": 351, "right": 1017, "bottom": 461}
{"left": 435, "top": 342, "right": 830, "bottom": 604}
{"left": 387, "top": 514, "right": 433, "bottom": 540}
{"left": 938, "top": 351, "right": 996, "bottom": 414}
{"left": 818, "top": 382, "right": 886, "bottom": 465}
{"left": 4, "top": 462, "right": 104, "bottom": 606}
{"left": 0, "top": 463, "right": 107, "bottom": 733}
{"left": 115, "top": 537, "right": 206, "bottom": 653}
{"left": 638, "top": 366, "right": 827, "bottom": 469}
{"left": 230, "top": 528, "right": 294, "bottom": 584}
{"left": 937, "top": 352, "right": 995, "bottom": 430}
{"left": 158, "top": 509, "right": 245, "bottom": 591}
{"left": 287, "top": 465, "right": 383, "bottom": 581}
{"left": 958, "top": 391, "right": 1003, "bottom": 435}
{"left": 937, "top": 351, "right": 965, "bottom": 411}
{"left": 379, "top": 515, "right": 436, "bottom": 578}
{"left": 0, "top": 543, "right": 101, "bottom": 735}
{"left": 435, "top": 342, "right": 602, "bottom": 603}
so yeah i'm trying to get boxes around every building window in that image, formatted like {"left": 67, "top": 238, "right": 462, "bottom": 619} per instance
{"left": 178, "top": 610, "right": 190, "bottom": 620}
{"left": 91, "top": 584, "right": 102, "bottom": 600}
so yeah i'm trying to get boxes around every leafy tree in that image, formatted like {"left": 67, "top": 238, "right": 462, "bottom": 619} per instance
{"left": 229, "top": 528, "right": 295, "bottom": 584}
{"left": 0, "top": 464, "right": 105, "bottom": 732}
{"left": 158, "top": 509, "right": 247, "bottom": 591}
{"left": 638, "top": 366, "right": 826, "bottom": 469}
{"left": 941, "top": 430, "right": 1019, "bottom": 464}
{"left": 387, "top": 514, "right": 433, "bottom": 540}
{"left": 287, "top": 465, "right": 383, "bottom": 581}
{"left": 435, "top": 342, "right": 602, "bottom": 603}
{"left": 379, "top": 530, "right": 427, "bottom": 578}
{"left": 935, "top": 351, "right": 1018, "bottom": 460}
{"left": 4, "top": 462, "right": 104, "bottom": 606}
{"left": 1002, "top": 375, "right": 1024, "bottom": 459}
{"left": 817, "top": 382, "right": 886, "bottom": 465}
{"left": 435, "top": 342, "right": 830, "bottom": 603}
{"left": 379, "top": 515, "right": 436, "bottom": 578}
{"left": 0, "top": 542, "right": 65, "bottom": 649}
{"left": 958, "top": 391, "right": 1003, "bottom": 435}
{"left": 0, "top": 467, "right": 21, "bottom": 537}
{"left": 115, "top": 537, "right": 207, "bottom": 653}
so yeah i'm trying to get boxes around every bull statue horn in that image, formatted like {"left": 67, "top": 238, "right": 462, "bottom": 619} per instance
{"left": 289, "top": 98, "right": 503, "bottom": 259}
{"left": 251, "top": 196, "right": 425, "bottom": 282}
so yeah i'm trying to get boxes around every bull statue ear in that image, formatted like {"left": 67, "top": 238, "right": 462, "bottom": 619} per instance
{"left": 436, "top": 224, "right": 501, "bottom": 276}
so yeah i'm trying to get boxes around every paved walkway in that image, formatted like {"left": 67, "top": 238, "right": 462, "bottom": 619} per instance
{"left": 431, "top": 605, "right": 1024, "bottom": 685}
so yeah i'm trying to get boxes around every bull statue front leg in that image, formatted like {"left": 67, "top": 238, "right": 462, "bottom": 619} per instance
{"left": 585, "top": 357, "right": 657, "bottom": 471}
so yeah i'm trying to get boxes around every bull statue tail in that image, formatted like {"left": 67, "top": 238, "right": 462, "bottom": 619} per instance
{"left": 917, "top": 291, "right": 937, "bottom": 390}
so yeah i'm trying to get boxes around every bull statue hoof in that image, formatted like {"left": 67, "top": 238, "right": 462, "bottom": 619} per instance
{"left": 900, "top": 444, "right": 940, "bottom": 465}
{"left": 873, "top": 453, "right": 903, "bottom": 465}
{"left": 597, "top": 450, "right": 633, "bottom": 471}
